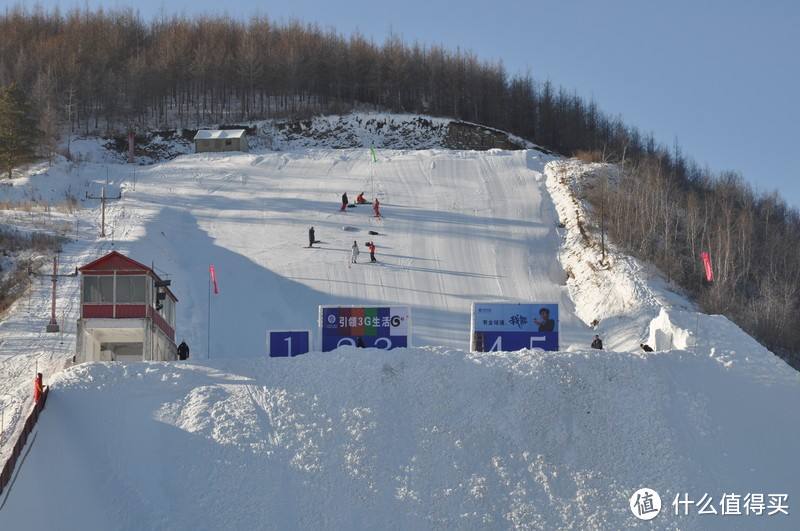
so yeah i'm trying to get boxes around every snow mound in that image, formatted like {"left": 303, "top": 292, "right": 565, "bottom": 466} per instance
{"left": 2, "top": 346, "right": 798, "bottom": 530}
{"left": 647, "top": 307, "right": 794, "bottom": 383}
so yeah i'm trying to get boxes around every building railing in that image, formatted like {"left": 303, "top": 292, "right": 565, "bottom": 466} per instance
{"left": 0, "top": 387, "right": 49, "bottom": 497}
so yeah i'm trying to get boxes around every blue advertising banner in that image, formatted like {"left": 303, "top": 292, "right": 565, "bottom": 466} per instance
{"left": 471, "top": 303, "right": 559, "bottom": 352}
{"left": 319, "top": 306, "right": 411, "bottom": 352}
{"left": 268, "top": 330, "right": 311, "bottom": 357}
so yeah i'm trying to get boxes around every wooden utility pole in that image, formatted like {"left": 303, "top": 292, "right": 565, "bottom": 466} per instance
{"left": 86, "top": 184, "right": 121, "bottom": 237}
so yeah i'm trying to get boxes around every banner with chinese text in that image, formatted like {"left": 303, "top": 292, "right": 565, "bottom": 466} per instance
{"left": 319, "top": 306, "right": 411, "bottom": 351}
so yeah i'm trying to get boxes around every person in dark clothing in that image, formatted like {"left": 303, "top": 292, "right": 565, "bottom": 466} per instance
{"left": 341, "top": 193, "right": 349, "bottom": 211}
{"left": 177, "top": 340, "right": 190, "bottom": 360}
{"left": 534, "top": 308, "right": 555, "bottom": 332}
{"left": 367, "top": 241, "right": 377, "bottom": 262}
{"left": 640, "top": 343, "right": 654, "bottom": 352}
{"left": 308, "top": 226, "right": 315, "bottom": 248}
{"left": 591, "top": 335, "right": 603, "bottom": 350}
{"left": 356, "top": 336, "right": 366, "bottom": 348}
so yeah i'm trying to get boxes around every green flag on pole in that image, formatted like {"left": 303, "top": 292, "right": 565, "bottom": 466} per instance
{"left": 370, "top": 146, "right": 377, "bottom": 163}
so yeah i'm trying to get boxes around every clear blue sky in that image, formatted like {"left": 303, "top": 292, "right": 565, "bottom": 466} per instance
{"left": 7, "top": 0, "right": 800, "bottom": 206}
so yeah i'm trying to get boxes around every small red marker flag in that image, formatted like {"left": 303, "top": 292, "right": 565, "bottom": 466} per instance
{"left": 209, "top": 264, "right": 219, "bottom": 294}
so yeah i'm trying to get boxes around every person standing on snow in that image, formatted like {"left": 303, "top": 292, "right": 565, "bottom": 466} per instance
{"left": 34, "top": 372, "right": 44, "bottom": 403}
{"left": 373, "top": 197, "right": 381, "bottom": 218}
{"left": 341, "top": 193, "right": 349, "bottom": 211}
{"left": 367, "top": 241, "right": 377, "bottom": 262}
{"left": 308, "top": 226, "right": 315, "bottom": 248}
{"left": 351, "top": 241, "right": 360, "bottom": 263}
{"left": 591, "top": 335, "right": 603, "bottom": 350}
{"left": 177, "top": 340, "right": 190, "bottom": 360}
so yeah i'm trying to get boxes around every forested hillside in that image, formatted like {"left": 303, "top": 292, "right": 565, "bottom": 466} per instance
{"left": 1, "top": 6, "right": 798, "bottom": 366}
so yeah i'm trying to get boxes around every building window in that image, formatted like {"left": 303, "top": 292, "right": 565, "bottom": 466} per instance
{"left": 116, "top": 276, "right": 146, "bottom": 303}
{"left": 225, "top": 139, "right": 232, "bottom": 146}
{"left": 83, "top": 275, "right": 114, "bottom": 303}
{"left": 159, "top": 296, "right": 176, "bottom": 328}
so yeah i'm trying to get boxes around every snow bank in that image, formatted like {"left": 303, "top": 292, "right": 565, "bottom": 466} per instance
{"left": 2, "top": 347, "right": 798, "bottom": 530}
{"left": 647, "top": 307, "right": 794, "bottom": 383}
{"left": 544, "top": 159, "right": 710, "bottom": 353}
{"left": 543, "top": 160, "right": 660, "bottom": 324}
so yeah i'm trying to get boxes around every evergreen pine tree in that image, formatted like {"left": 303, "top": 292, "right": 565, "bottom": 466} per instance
{"left": 0, "top": 83, "right": 42, "bottom": 178}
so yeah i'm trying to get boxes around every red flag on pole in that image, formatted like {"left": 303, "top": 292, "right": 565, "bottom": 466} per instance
{"left": 209, "top": 264, "right": 219, "bottom": 294}
{"left": 701, "top": 252, "right": 714, "bottom": 283}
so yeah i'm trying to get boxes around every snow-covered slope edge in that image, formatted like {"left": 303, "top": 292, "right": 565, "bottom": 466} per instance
{"left": 544, "top": 159, "right": 795, "bottom": 377}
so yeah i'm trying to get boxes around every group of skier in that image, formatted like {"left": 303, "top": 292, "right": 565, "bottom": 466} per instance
{"left": 307, "top": 192, "right": 383, "bottom": 262}
{"left": 341, "top": 191, "right": 381, "bottom": 218}
{"left": 341, "top": 191, "right": 380, "bottom": 263}
{"left": 350, "top": 240, "right": 377, "bottom": 264}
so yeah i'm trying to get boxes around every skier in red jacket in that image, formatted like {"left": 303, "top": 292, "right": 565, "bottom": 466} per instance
{"left": 373, "top": 198, "right": 381, "bottom": 218}
{"left": 34, "top": 372, "right": 43, "bottom": 403}
{"left": 367, "top": 241, "right": 377, "bottom": 262}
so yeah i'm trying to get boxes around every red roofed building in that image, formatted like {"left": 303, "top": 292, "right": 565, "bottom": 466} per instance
{"left": 76, "top": 251, "right": 178, "bottom": 362}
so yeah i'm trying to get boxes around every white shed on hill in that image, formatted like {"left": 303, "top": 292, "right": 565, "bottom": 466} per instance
{"left": 194, "top": 129, "right": 249, "bottom": 153}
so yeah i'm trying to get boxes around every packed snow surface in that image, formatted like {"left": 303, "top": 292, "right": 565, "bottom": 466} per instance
{"left": 1, "top": 136, "right": 799, "bottom": 530}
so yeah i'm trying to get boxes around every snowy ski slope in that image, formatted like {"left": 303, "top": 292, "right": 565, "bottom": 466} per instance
{"left": 109, "top": 147, "right": 585, "bottom": 355}
{"left": 0, "top": 138, "right": 799, "bottom": 530}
